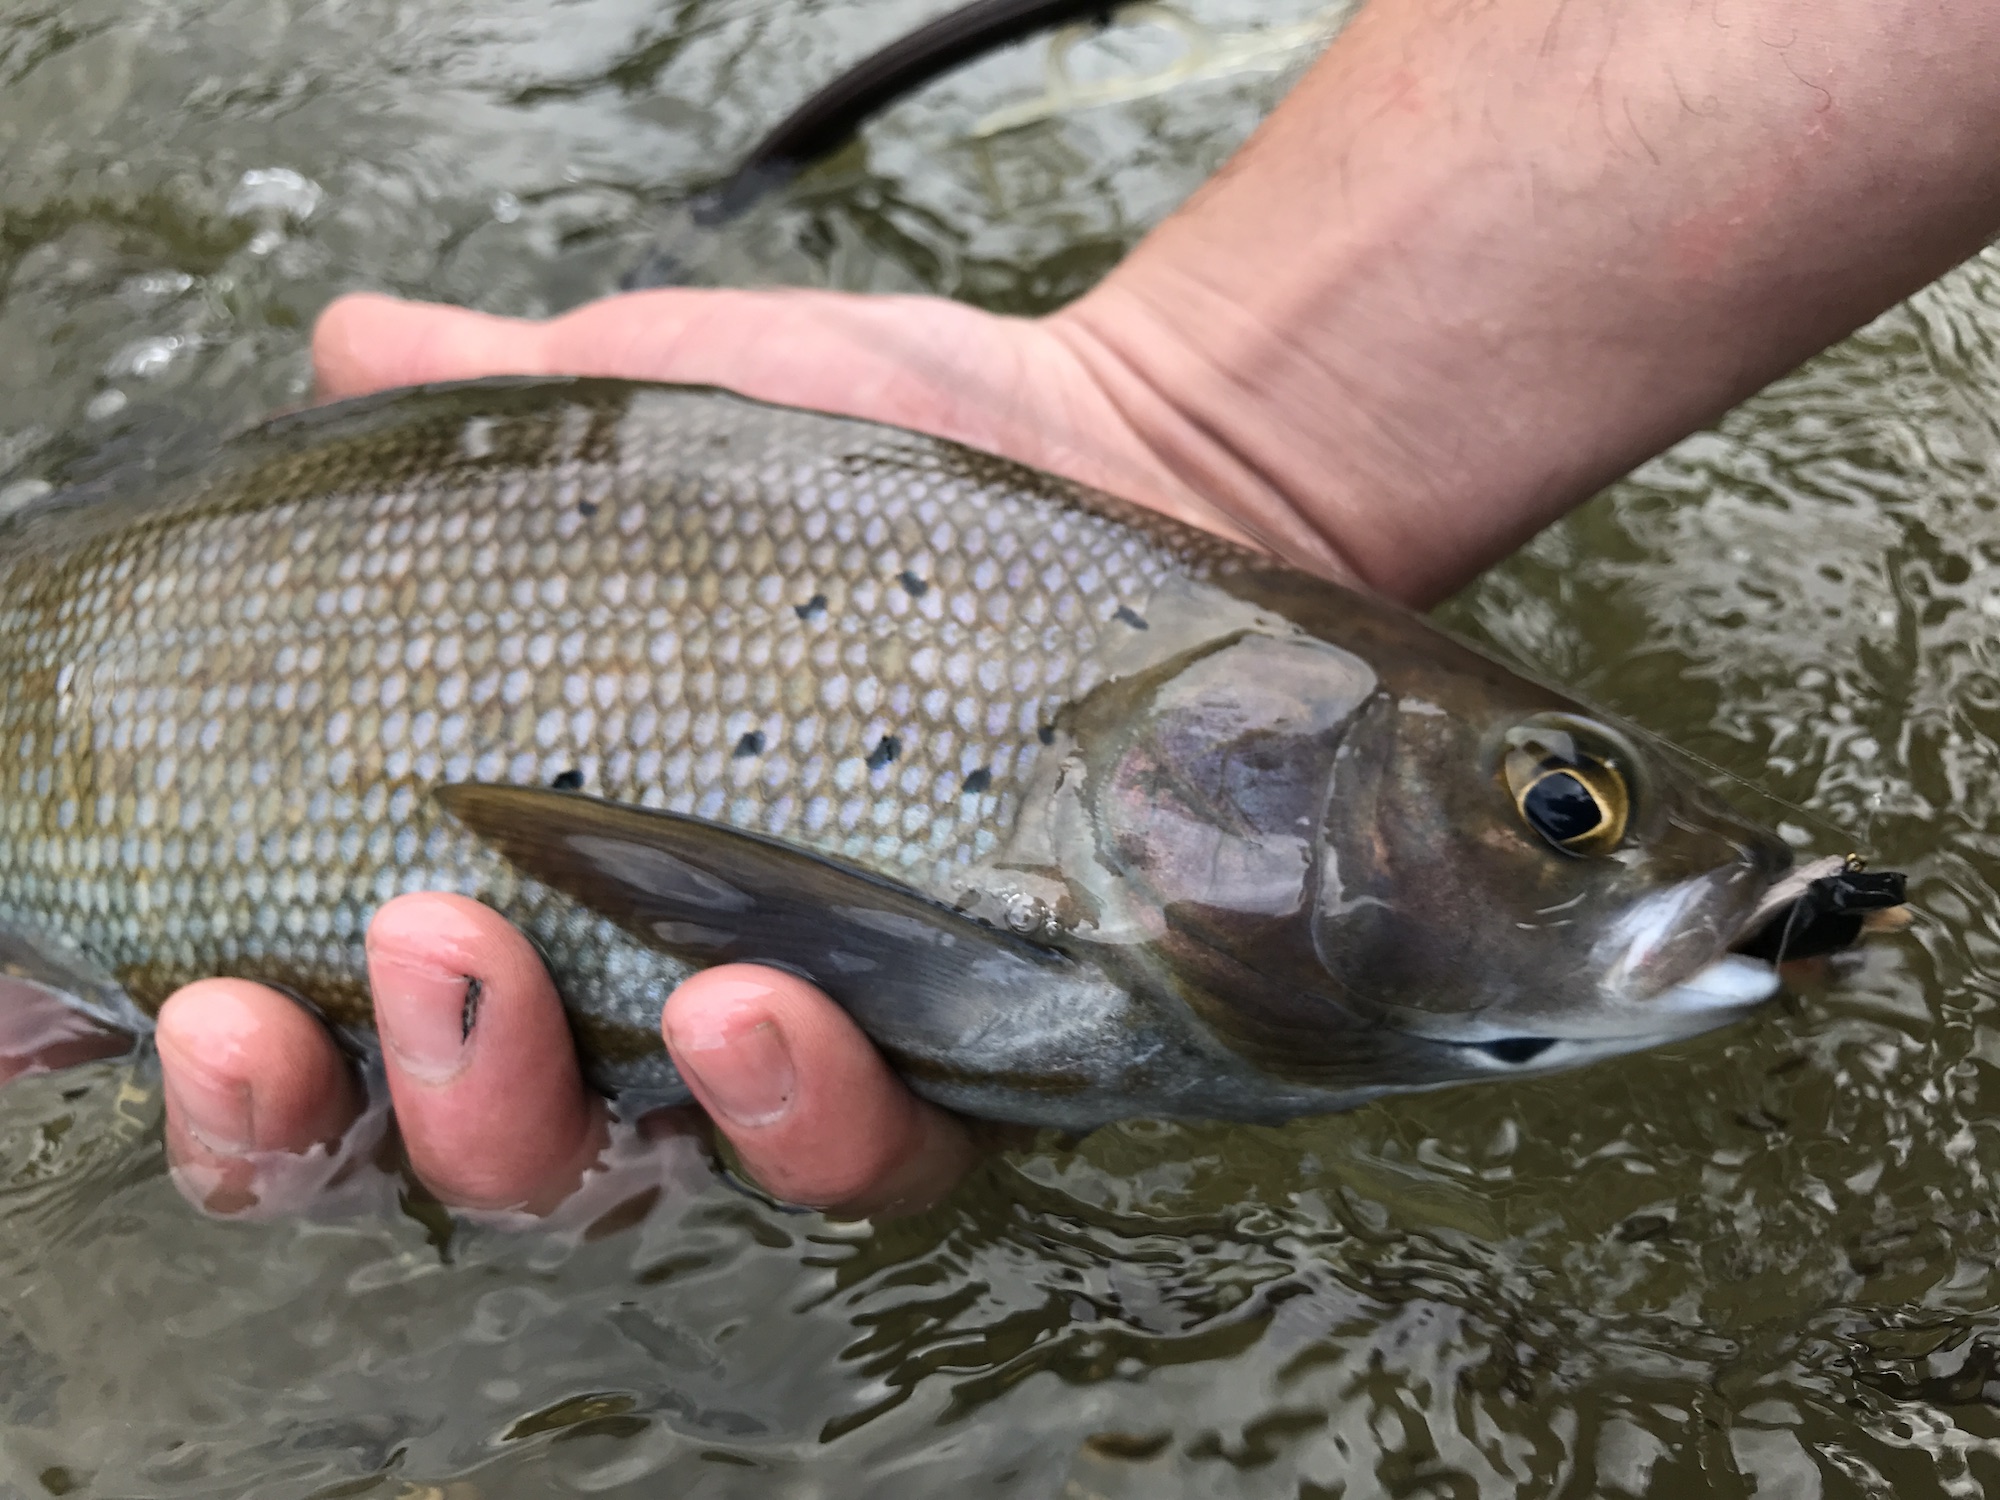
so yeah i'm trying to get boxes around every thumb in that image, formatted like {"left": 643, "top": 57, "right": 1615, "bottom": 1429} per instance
{"left": 662, "top": 965, "right": 979, "bottom": 1218}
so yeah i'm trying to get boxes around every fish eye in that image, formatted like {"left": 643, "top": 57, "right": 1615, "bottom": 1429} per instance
{"left": 1501, "top": 716, "right": 1633, "bottom": 856}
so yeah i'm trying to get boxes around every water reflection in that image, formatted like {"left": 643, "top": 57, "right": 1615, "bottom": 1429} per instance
{"left": 4, "top": 0, "right": 2000, "bottom": 1493}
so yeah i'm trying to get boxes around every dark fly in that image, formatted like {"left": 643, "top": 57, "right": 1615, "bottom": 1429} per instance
{"left": 1737, "top": 862, "right": 1909, "bottom": 964}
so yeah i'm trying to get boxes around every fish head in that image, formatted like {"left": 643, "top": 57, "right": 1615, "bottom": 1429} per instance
{"left": 1067, "top": 615, "right": 1797, "bottom": 1099}
{"left": 1308, "top": 688, "right": 1794, "bottom": 1075}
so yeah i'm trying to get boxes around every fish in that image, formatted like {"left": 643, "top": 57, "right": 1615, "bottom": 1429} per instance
{"left": 633, "top": 0, "right": 1344, "bottom": 283}
{"left": 0, "top": 378, "right": 1902, "bottom": 1129}
{"left": 694, "top": 0, "right": 1125, "bottom": 222}
{"left": 688, "top": 0, "right": 1346, "bottom": 222}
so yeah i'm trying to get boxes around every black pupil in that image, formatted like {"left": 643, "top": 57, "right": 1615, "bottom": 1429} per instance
{"left": 1524, "top": 770, "right": 1602, "bottom": 844}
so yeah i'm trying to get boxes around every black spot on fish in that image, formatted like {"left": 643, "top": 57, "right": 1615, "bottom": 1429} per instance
{"left": 550, "top": 769, "right": 584, "bottom": 791}
{"left": 734, "top": 730, "right": 765, "bottom": 758}
{"left": 962, "top": 767, "right": 991, "bottom": 795}
{"left": 1113, "top": 604, "right": 1149, "bottom": 630}
{"left": 576, "top": 499, "right": 599, "bottom": 519}
{"left": 796, "top": 593, "right": 828, "bottom": 621}
{"left": 867, "top": 735, "right": 901, "bottom": 770}
{"left": 1037, "top": 724, "right": 1056, "bottom": 745}
{"left": 898, "top": 570, "right": 929, "bottom": 598}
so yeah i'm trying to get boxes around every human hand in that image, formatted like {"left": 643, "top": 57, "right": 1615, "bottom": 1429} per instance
{"left": 310, "top": 287, "right": 1366, "bottom": 591}
{"left": 154, "top": 894, "right": 979, "bottom": 1221}
{"left": 25, "top": 283, "right": 1219, "bottom": 1229}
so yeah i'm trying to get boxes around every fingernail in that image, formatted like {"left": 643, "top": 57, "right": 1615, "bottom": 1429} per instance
{"left": 667, "top": 1010, "right": 796, "bottom": 1129}
{"left": 164, "top": 1059, "right": 256, "bottom": 1154}
{"left": 373, "top": 953, "right": 481, "bottom": 1083}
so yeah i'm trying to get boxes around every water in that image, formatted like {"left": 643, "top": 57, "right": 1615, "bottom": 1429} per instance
{"left": 3, "top": 0, "right": 1999, "bottom": 1494}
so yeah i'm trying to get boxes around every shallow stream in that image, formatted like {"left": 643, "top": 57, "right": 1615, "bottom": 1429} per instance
{"left": 3, "top": 1, "right": 1999, "bottom": 1494}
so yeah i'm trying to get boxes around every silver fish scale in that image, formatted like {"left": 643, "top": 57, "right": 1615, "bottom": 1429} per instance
{"left": 0, "top": 381, "right": 1242, "bottom": 1071}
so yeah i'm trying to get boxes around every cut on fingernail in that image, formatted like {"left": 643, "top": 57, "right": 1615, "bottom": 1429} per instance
{"left": 373, "top": 957, "right": 480, "bottom": 1082}
{"left": 461, "top": 976, "right": 483, "bottom": 1043}
{"left": 668, "top": 1015, "right": 796, "bottom": 1129}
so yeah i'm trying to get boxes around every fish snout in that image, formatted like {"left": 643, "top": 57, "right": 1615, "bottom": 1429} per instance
{"left": 1593, "top": 853, "right": 1788, "bottom": 1024}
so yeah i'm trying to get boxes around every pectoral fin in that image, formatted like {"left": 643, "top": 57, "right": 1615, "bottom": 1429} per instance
{"left": 434, "top": 784, "right": 1129, "bottom": 1094}
{"left": 436, "top": 782, "right": 1056, "bottom": 975}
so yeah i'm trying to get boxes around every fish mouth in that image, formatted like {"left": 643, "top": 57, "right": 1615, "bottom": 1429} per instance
{"left": 1440, "top": 859, "right": 1914, "bottom": 1076}
{"left": 1440, "top": 952, "right": 1782, "bottom": 1074}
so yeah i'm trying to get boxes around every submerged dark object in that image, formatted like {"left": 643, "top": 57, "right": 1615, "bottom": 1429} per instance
{"left": 0, "top": 379, "right": 1905, "bottom": 1128}
{"left": 697, "top": 0, "right": 1114, "bottom": 221}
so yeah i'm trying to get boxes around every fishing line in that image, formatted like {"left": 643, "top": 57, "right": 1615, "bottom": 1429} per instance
{"left": 1658, "top": 733, "right": 1885, "bottom": 861}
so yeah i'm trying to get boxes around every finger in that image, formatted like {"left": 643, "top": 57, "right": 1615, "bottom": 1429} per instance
{"left": 312, "top": 293, "right": 555, "bottom": 399}
{"left": 540, "top": 289, "right": 1028, "bottom": 445}
{"left": 156, "top": 980, "right": 363, "bottom": 1215}
{"left": 0, "top": 980, "right": 129, "bottom": 1084}
{"left": 367, "top": 892, "right": 608, "bottom": 1213}
{"left": 312, "top": 287, "right": 991, "bottom": 434}
{"left": 663, "top": 965, "right": 979, "bottom": 1218}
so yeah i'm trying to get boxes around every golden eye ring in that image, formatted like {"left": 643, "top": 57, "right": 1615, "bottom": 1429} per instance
{"left": 1501, "top": 717, "right": 1633, "bottom": 856}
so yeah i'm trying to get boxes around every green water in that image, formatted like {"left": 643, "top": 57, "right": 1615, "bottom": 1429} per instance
{"left": 3, "top": 0, "right": 1998, "bottom": 1494}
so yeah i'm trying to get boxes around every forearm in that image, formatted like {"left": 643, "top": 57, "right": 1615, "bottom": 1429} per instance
{"left": 1054, "top": 0, "right": 2000, "bottom": 603}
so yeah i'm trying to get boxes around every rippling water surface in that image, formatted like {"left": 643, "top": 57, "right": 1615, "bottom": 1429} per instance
{"left": 4, "top": 1, "right": 2000, "bottom": 1495}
